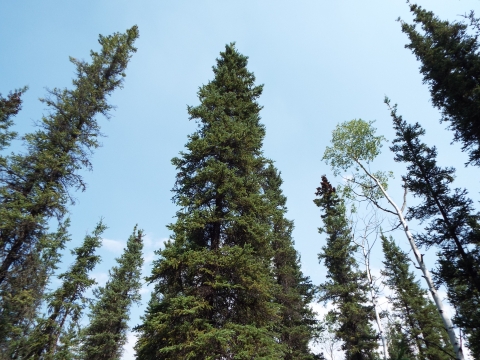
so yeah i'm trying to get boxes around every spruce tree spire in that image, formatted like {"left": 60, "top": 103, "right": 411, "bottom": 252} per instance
{"left": 263, "top": 164, "right": 319, "bottom": 359}
{"left": 314, "top": 176, "right": 379, "bottom": 360}
{"left": 20, "top": 221, "right": 106, "bottom": 359}
{"left": 136, "top": 43, "right": 286, "bottom": 359}
{"left": 80, "top": 226, "right": 144, "bottom": 360}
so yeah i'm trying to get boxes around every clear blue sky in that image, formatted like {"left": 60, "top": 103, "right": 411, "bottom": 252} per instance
{"left": 2, "top": 1, "right": 479, "bottom": 358}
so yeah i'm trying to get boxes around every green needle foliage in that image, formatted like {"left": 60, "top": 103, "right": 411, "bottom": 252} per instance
{"left": 0, "top": 88, "right": 26, "bottom": 153}
{"left": 262, "top": 164, "right": 319, "bottom": 359}
{"left": 387, "top": 100, "right": 480, "bottom": 356}
{"left": 381, "top": 235, "right": 451, "bottom": 360}
{"left": 80, "top": 226, "right": 144, "bottom": 360}
{"left": 314, "top": 175, "right": 379, "bottom": 360}
{"left": 135, "top": 43, "right": 292, "bottom": 359}
{"left": 19, "top": 221, "right": 106, "bottom": 360}
{"left": 385, "top": 323, "right": 414, "bottom": 360}
{"left": 401, "top": 3, "right": 480, "bottom": 166}
{"left": 0, "top": 221, "right": 71, "bottom": 356}
{"left": 0, "top": 26, "right": 139, "bottom": 347}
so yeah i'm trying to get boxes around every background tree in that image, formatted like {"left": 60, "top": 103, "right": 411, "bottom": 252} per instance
{"left": 381, "top": 235, "right": 451, "bottom": 360}
{"left": 322, "top": 118, "right": 463, "bottom": 359}
{"left": 400, "top": 4, "right": 480, "bottom": 166}
{"left": 314, "top": 175, "right": 379, "bottom": 360}
{"left": 262, "top": 164, "right": 319, "bottom": 359}
{"left": 135, "top": 44, "right": 286, "bottom": 359}
{"left": 0, "top": 221, "right": 71, "bottom": 356}
{"left": 350, "top": 211, "right": 388, "bottom": 360}
{"left": 0, "top": 26, "right": 139, "bottom": 348}
{"left": 0, "top": 88, "right": 26, "bottom": 154}
{"left": 80, "top": 226, "right": 144, "bottom": 360}
{"left": 387, "top": 99, "right": 480, "bottom": 356}
{"left": 384, "top": 321, "right": 414, "bottom": 360}
{"left": 19, "top": 221, "right": 105, "bottom": 360}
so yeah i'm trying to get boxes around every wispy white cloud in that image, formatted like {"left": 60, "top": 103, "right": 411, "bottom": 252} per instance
{"left": 92, "top": 272, "right": 109, "bottom": 287}
{"left": 102, "top": 238, "right": 126, "bottom": 254}
{"left": 143, "top": 233, "right": 167, "bottom": 250}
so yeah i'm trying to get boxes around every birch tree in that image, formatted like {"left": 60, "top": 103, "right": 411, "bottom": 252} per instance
{"left": 322, "top": 119, "right": 464, "bottom": 360}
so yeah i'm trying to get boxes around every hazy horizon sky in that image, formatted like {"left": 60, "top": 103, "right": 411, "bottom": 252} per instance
{"left": 2, "top": 1, "right": 479, "bottom": 358}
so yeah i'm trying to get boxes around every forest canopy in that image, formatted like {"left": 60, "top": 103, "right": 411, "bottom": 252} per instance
{"left": 1, "top": 2, "right": 479, "bottom": 359}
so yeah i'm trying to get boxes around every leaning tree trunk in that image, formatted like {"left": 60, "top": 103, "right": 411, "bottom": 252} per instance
{"left": 355, "top": 160, "right": 464, "bottom": 360}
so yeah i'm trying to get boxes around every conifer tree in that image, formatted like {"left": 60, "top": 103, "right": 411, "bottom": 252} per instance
{"left": 400, "top": 4, "right": 480, "bottom": 166}
{"left": 381, "top": 235, "right": 451, "bottom": 360}
{"left": 262, "top": 164, "right": 318, "bottom": 359}
{"left": 387, "top": 100, "right": 480, "bottom": 356}
{"left": 136, "top": 44, "right": 285, "bottom": 359}
{"left": 0, "top": 88, "right": 26, "bottom": 154}
{"left": 0, "top": 221, "right": 71, "bottom": 356}
{"left": 0, "top": 26, "right": 139, "bottom": 344}
{"left": 314, "top": 175, "right": 379, "bottom": 360}
{"left": 18, "top": 221, "right": 105, "bottom": 359}
{"left": 80, "top": 226, "right": 144, "bottom": 360}
{"left": 385, "top": 321, "right": 414, "bottom": 360}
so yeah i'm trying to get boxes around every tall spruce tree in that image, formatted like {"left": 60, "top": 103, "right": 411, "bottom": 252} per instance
{"left": 387, "top": 100, "right": 480, "bottom": 357}
{"left": 18, "top": 221, "right": 105, "bottom": 359}
{"left": 314, "top": 176, "right": 379, "bottom": 360}
{"left": 262, "top": 164, "right": 319, "bottom": 359}
{"left": 381, "top": 235, "right": 451, "bottom": 360}
{"left": 135, "top": 44, "right": 287, "bottom": 359}
{"left": 400, "top": 4, "right": 480, "bottom": 166}
{"left": 0, "top": 26, "right": 139, "bottom": 346}
{"left": 80, "top": 226, "right": 144, "bottom": 360}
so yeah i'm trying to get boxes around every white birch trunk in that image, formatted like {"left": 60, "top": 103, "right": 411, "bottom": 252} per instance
{"left": 359, "top": 240, "right": 389, "bottom": 360}
{"left": 355, "top": 160, "right": 464, "bottom": 360}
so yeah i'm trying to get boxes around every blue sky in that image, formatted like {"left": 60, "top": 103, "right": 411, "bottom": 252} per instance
{"left": 2, "top": 1, "right": 479, "bottom": 358}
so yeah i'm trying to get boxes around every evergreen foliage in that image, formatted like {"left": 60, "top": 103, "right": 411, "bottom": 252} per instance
{"left": 387, "top": 100, "right": 480, "bottom": 356}
{"left": 80, "top": 226, "right": 144, "bottom": 360}
{"left": 385, "top": 322, "right": 415, "bottom": 360}
{"left": 0, "top": 221, "right": 71, "bottom": 356}
{"left": 0, "top": 26, "right": 139, "bottom": 349}
{"left": 262, "top": 164, "right": 319, "bottom": 359}
{"left": 0, "top": 88, "right": 26, "bottom": 153}
{"left": 19, "top": 221, "right": 106, "bottom": 359}
{"left": 136, "top": 44, "right": 315, "bottom": 359}
{"left": 314, "top": 175, "right": 379, "bottom": 360}
{"left": 136, "top": 43, "right": 289, "bottom": 359}
{"left": 401, "top": 4, "right": 480, "bottom": 166}
{"left": 381, "top": 235, "right": 451, "bottom": 360}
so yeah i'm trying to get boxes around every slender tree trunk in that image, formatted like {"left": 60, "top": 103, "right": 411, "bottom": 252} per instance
{"left": 356, "top": 237, "right": 389, "bottom": 360}
{"left": 355, "top": 160, "right": 464, "bottom": 360}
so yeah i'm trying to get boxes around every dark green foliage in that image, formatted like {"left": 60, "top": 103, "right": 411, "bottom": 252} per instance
{"left": 387, "top": 100, "right": 480, "bottom": 356}
{"left": 314, "top": 176, "right": 379, "bottom": 360}
{"left": 80, "top": 226, "right": 144, "bottom": 360}
{"left": 19, "top": 221, "right": 105, "bottom": 359}
{"left": 135, "top": 44, "right": 287, "bottom": 359}
{"left": 0, "top": 221, "right": 71, "bottom": 356}
{"left": 262, "top": 164, "right": 319, "bottom": 359}
{"left": 401, "top": 4, "right": 480, "bottom": 166}
{"left": 0, "top": 26, "right": 139, "bottom": 348}
{"left": 381, "top": 235, "right": 452, "bottom": 360}
{"left": 0, "top": 88, "right": 25, "bottom": 153}
{"left": 385, "top": 322, "right": 414, "bottom": 360}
